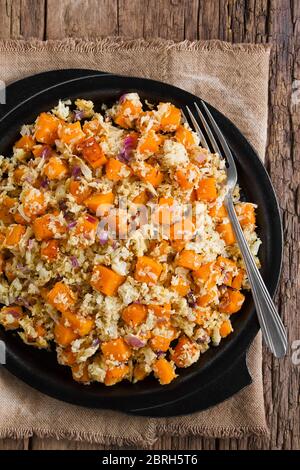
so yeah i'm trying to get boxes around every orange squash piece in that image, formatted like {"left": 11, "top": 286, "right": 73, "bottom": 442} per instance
{"left": 62, "top": 310, "right": 95, "bottom": 337}
{"left": 59, "top": 348, "right": 77, "bottom": 366}
{"left": 114, "top": 98, "right": 142, "bottom": 129}
{"left": 32, "top": 144, "right": 53, "bottom": 158}
{"left": 0, "top": 305, "right": 24, "bottom": 330}
{"left": 152, "top": 197, "right": 175, "bottom": 225}
{"left": 22, "top": 188, "right": 47, "bottom": 219}
{"left": 149, "top": 335, "right": 171, "bottom": 352}
{"left": 84, "top": 192, "right": 114, "bottom": 216}
{"left": 159, "top": 103, "right": 181, "bottom": 132}
{"left": 136, "top": 163, "right": 163, "bottom": 188}
{"left": 219, "top": 319, "right": 233, "bottom": 338}
{"left": 33, "top": 214, "right": 65, "bottom": 241}
{"left": 137, "top": 130, "right": 162, "bottom": 154}
{"left": 76, "top": 137, "right": 107, "bottom": 169}
{"left": 196, "top": 177, "right": 217, "bottom": 202}
{"left": 71, "top": 363, "right": 90, "bottom": 383}
{"left": 176, "top": 250, "right": 203, "bottom": 271}
{"left": 171, "top": 276, "right": 190, "bottom": 296}
{"left": 69, "top": 180, "right": 92, "bottom": 204}
{"left": 133, "top": 363, "right": 148, "bottom": 382}
{"left": 15, "top": 135, "right": 35, "bottom": 152}
{"left": 106, "top": 158, "right": 132, "bottom": 181}
{"left": 193, "top": 262, "right": 214, "bottom": 282}
{"left": 90, "top": 265, "right": 125, "bottom": 296}
{"left": 101, "top": 338, "right": 131, "bottom": 362}
{"left": 35, "top": 112, "right": 60, "bottom": 144}
{"left": 209, "top": 203, "right": 227, "bottom": 219}
{"left": 197, "top": 291, "right": 215, "bottom": 307}
{"left": 134, "top": 256, "right": 163, "bottom": 284}
{"left": 175, "top": 163, "right": 199, "bottom": 190}
{"left": 171, "top": 239, "right": 187, "bottom": 252}
{"left": 4, "top": 224, "right": 26, "bottom": 247}
{"left": 232, "top": 269, "right": 245, "bottom": 290}
{"left": 44, "top": 156, "right": 68, "bottom": 180}
{"left": 216, "top": 222, "right": 236, "bottom": 245}
{"left": 236, "top": 202, "right": 256, "bottom": 227}
{"left": 83, "top": 118, "right": 103, "bottom": 135}
{"left": 153, "top": 358, "right": 176, "bottom": 385}
{"left": 41, "top": 239, "right": 59, "bottom": 260}
{"left": 58, "top": 121, "right": 85, "bottom": 146}
{"left": 47, "top": 281, "right": 76, "bottom": 313}
{"left": 219, "top": 288, "right": 245, "bottom": 314}
{"left": 13, "top": 167, "right": 27, "bottom": 185}
{"left": 175, "top": 125, "right": 195, "bottom": 148}
{"left": 0, "top": 197, "right": 15, "bottom": 224}
{"left": 171, "top": 336, "right": 199, "bottom": 368}
{"left": 148, "top": 304, "right": 171, "bottom": 323}
{"left": 54, "top": 321, "right": 78, "bottom": 346}
{"left": 105, "top": 364, "right": 129, "bottom": 386}
{"left": 75, "top": 215, "right": 99, "bottom": 241}
{"left": 121, "top": 304, "right": 148, "bottom": 327}
{"left": 133, "top": 190, "right": 149, "bottom": 205}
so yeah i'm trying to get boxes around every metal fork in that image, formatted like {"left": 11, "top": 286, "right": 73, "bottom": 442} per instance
{"left": 185, "top": 101, "right": 287, "bottom": 358}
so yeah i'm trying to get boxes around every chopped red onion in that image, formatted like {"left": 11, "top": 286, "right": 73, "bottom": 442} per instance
{"left": 16, "top": 263, "right": 29, "bottom": 273}
{"left": 186, "top": 291, "right": 197, "bottom": 308}
{"left": 86, "top": 215, "right": 97, "bottom": 223}
{"left": 28, "top": 239, "right": 34, "bottom": 250}
{"left": 67, "top": 221, "right": 77, "bottom": 229}
{"left": 74, "top": 110, "right": 85, "bottom": 121}
{"left": 71, "top": 165, "right": 82, "bottom": 179}
{"left": 40, "top": 177, "right": 49, "bottom": 188}
{"left": 118, "top": 135, "right": 136, "bottom": 162}
{"left": 194, "top": 152, "right": 207, "bottom": 165}
{"left": 196, "top": 335, "right": 210, "bottom": 344}
{"left": 15, "top": 297, "right": 30, "bottom": 308}
{"left": 156, "top": 351, "right": 165, "bottom": 358}
{"left": 59, "top": 200, "right": 68, "bottom": 212}
{"left": 97, "top": 229, "right": 109, "bottom": 245}
{"left": 70, "top": 256, "right": 79, "bottom": 268}
{"left": 92, "top": 338, "right": 100, "bottom": 347}
{"left": 124, "top": 334, "right": 146, "bottom": 349}
{"left": 41, "top": 146, "right": 51, "bottom": 159}
{"left": 119, "top": 94, "right": 128, "bottom": 104}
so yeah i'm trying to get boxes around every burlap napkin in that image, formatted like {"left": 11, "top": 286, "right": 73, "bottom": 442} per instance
{"left": 0, "top": 38, "right": 270, "bottom": 446}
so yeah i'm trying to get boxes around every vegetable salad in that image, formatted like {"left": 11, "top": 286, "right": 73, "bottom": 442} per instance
{"left": 0, "top": 94, "right": 261, "bottom": 386}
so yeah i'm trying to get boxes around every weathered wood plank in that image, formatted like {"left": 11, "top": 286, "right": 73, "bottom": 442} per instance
{"left": 0, "top": 0, "right": 46, "bottom": 39}
{"left": 46, "top": 0, "right": 118, "bottom": 39}
{"left": 119, "top": 0, "right": 197, "bottom": 40}
{"left": 0, "top": 438, "right": 29, "bottom": 449}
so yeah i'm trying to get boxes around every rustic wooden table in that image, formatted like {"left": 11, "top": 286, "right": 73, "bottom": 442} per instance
{"left": 0, "top": 0, "right": 299, "bottom": 451}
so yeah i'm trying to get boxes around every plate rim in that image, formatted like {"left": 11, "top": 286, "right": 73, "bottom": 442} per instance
{"left": 0, "top": 69, "right": 283, "bottom": 414}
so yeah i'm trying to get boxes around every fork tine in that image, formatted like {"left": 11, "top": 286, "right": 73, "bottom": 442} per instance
{"left": 193, "top": 102, "right": 222, "bottom": 156}
{"left": 185, "top": 106, "right": 209, "bottom": 150}
{"left": 181, "top": 110, "right": 188, "bottom": 124}
{"left": 200, "top": 100, "right": 235, "bottom": 168}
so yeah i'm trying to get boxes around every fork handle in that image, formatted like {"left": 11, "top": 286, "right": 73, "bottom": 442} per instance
{"left": 224, "top": 194, "right": 287, "bottom": 358}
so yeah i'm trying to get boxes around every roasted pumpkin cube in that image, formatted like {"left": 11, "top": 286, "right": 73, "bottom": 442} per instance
{"left": 90, "top": 265, "right": 125, "bottom": 296}
{"left": 134, "top": 256, "right": 163, "bottom": 284}
{"left": 47, "top": 282, "right": 76, "bottom": 313}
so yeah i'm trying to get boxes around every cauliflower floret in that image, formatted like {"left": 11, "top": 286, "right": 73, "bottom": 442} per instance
{"left": 161, "top": 139, "right": 189, "bottom": 168}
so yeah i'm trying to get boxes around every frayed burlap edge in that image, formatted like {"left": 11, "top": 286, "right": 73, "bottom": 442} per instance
{"left": 0, "top": 37, "right": 271, "bottom": 55}
{"left": 0, "top": 419, "right": 158, "bottom": 447}
{"left": 156, "top": 423, "right": 269, "bottom": 439}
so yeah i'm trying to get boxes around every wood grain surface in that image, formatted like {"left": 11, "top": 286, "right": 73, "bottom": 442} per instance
{"left": 0, "top": 0, "right": 299, "bottom": 451}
